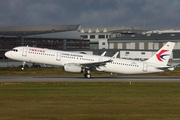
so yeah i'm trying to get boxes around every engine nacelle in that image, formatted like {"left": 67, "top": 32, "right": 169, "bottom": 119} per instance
{"left": 63, "top": 64, "right": 84, "bottom": 73}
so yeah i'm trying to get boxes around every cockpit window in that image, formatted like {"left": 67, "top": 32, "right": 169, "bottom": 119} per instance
{"left": 13, "top": 49, "right": 18, "bottom": 52}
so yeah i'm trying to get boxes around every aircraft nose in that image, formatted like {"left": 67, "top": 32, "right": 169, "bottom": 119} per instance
{"left": 5, "top": 51, "right": 11, "bottom": 58}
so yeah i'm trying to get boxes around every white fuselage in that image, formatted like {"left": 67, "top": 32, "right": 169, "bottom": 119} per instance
{"left": 5, "top": 46, "right": 166, "bottom": 74}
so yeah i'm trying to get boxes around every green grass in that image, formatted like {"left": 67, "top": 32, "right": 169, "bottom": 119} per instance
{"left": 0, "top": 82, "right": 180, "bottom": 120}
{"left": 1, "top": 67, "right": 180, "bottom": 76}
{"left": 0, "top": 68, "right": 180, "bottom": 119}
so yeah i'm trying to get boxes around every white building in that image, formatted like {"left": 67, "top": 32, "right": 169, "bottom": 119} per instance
{"left": 81, "top": 26, "right": 147, "bottom": 49}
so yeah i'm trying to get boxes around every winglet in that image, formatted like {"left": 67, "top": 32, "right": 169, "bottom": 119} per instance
{"left": 101, "top": 51, "right": 107, "bottom": 56}
{"left": 111, "top": 52, "right": 119, "bottom": 60}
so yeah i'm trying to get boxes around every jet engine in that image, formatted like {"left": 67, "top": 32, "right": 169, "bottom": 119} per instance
{"left": 63, "top": 63, "right": 84, "bottom": 73}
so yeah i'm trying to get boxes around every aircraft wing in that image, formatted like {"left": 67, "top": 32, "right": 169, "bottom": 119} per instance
{"left": 65, "top": 59, "right": 113, "bottom": 69}
{"left": 80, "top": 52, "right": 119, "bottom": 68}
{"left": 80, "top": 59, "right": 112, "bottom": 67}
{"left": 76, "top": 52, "right": 119, "bottom": 68}
{"left": 64, "top": 52, "right": 119, "bottom": 69}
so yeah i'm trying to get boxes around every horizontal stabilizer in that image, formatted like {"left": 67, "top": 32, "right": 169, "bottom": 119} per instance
{"left": 156, "top": 66, "right": 174, "bottom": 71}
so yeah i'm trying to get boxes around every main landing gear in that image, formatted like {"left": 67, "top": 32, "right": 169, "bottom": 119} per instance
{"left": 84, "top": 69, "right": 91, "bottom": 78}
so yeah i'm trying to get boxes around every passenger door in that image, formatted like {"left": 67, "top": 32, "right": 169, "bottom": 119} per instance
{"left": 22, "top": 48, "right": 27, "bottom": 57}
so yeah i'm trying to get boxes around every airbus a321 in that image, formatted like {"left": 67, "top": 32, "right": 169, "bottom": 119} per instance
{"left": 5, "top": 42, "right": 175, "bottom": 78}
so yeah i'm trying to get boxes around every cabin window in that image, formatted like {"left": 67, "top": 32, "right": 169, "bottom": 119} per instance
{"left": 141, "top": 52, "right": 145, "bottom": 55}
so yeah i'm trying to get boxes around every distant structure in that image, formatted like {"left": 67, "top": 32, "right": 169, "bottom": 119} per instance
{"left": 108, "top": 33, "right": 180, "bottom": 50}
{"left": 80, "top": 26, "right": 180, "bottom": 59}
{"left": 145, "top": 28, "right": 180, "bottom": 34}
{"left": 0, "top": 25, "right": 90, "bottom": 59}
{"left": 80, "top": 26, "right": 149, "bottom": 49}
{"left": 1, "top": 24, "right": 180, "bottom": 60}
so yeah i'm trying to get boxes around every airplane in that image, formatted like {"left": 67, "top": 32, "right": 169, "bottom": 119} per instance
{"left": 5, "top": 42, "right": 175, "bottom": 78}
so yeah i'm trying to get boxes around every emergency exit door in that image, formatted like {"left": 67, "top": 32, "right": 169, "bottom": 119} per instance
{"left": 56, "top": 52, "right": 61, "bottom": 61}
{"left": 143, "top": 62, "right": 148, "bottom": 72}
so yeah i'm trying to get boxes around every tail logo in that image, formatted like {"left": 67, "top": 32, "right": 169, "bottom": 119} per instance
{"left": 156, "top": 50, "right": 169, "bottom": 61}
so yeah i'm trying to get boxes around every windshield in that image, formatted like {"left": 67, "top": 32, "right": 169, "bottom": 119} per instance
{"left": 12, "top": 49, "right": 18, "bottom": 52}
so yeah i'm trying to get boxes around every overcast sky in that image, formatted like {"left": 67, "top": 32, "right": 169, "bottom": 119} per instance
{"left": 0, "top": 0, "right": 180, "bottom": 29}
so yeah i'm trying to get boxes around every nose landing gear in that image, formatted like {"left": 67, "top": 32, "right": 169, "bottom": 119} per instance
{"left": 21, "top": 61, "right": 26, "bottom": 70}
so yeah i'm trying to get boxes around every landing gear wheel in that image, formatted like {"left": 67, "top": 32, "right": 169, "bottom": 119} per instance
{"left": 84, "top": 73, "right": 91, "bottom": 78}
{"left": 86, "top": 74, "right": 91, "bottom": 79}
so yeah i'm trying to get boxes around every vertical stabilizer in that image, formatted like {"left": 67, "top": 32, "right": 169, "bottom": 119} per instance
{"left": 146, "top": 42, "right": 175, "bottom": 65}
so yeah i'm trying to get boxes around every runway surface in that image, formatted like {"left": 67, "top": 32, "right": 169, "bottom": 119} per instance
{"left": 0, "top": 76, "right": 180, "bottom": 82}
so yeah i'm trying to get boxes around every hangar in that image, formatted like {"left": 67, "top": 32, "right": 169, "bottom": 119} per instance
{"left": 0, "top": 24, "right": 89, "bottom": 59}
{"left": 108, "top": 32, "right": 180, "bottom": 59}
{"left": 81, "top": 27, "right": 180, "bottom": 60}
